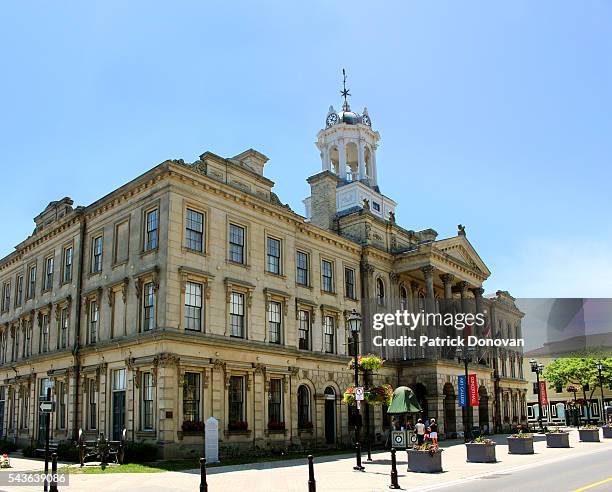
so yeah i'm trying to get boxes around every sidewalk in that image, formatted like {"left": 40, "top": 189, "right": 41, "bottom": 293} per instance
{"left": 2, "top": 429, "right": 611, "bottom": 491}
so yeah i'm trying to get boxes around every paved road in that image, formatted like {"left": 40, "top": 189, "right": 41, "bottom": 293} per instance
{"left": 428, "top": 447, "right": 612, "bottom": 492}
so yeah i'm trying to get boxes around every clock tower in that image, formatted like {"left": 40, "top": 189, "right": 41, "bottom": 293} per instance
{"left": 304, "top": 71, "right": 396, "bottom": 228}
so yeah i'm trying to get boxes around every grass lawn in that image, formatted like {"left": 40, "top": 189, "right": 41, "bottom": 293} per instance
{"left": 58, "top": 447, "right": 357, "bottom": 474}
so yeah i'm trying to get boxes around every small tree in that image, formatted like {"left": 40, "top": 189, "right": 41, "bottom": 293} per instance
{"left": 543, "top": 357, "right": 612, "bottom": 424}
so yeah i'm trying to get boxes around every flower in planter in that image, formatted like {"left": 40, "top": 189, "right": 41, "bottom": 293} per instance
{"left": 510, "top": 431, "right": 533, "bottom": 438}
{"left": 566, "top": 385, "right": 579, "bottom": 393}
{"left": 470, "top": 437, "right": 495, "bottom": 445}
{"left": 181, "top": 420, "right": 205, "bottom": 432}
{"left": 268, "top": 421, "right": 286, "bottom": 431}
{"left": 546, "top": 426, "right": 568, "bottom": 434}
{"left": 581, "top": 425, "right": 599, "bottom": 430}
{"left": 228, "top": 421, "right": 249, "bottom": 431}
{"left": 411, "top": 443, "right": 441, "bottom": 456}
{"left": 0, "top": 454, "right": 10, "bottom": 469}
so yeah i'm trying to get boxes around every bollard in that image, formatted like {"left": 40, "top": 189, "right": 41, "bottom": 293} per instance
{"left": 200, "top": 458, "right": 208, "bottom": 492}
{"left": 307, "top": 455, "right": 316, "bottom": 492}
{"left": 353, "top": 442, "right": 364, "bottom": 471}
{"left": 389, "top": 448, "right": 400, "bottom": 489}
{"left": 50, "top": 453, "right": 58, "bottom": 492}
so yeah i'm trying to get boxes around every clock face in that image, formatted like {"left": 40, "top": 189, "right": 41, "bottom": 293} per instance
{"left": 362, "top": 114, "right": 371, "bottom": 126}
{"left": 326, "top": 113, "right": 338, "bottom": 127}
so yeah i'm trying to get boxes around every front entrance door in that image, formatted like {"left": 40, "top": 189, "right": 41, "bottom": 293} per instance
{"left": 112, "top": 391, "right": 125, "bottom": 441}
{"left": 324, "top": 387, "right": 336, "bottom": 445}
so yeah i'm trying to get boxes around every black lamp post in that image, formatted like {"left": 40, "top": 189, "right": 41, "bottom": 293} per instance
{"left": 348, "top": 309, "right": 364, "bottom": 471}
{"left": 596, "top": 361, "right": 605, "bottom": 424}
{"left": 458, "top": 346, "right": 475, "bottom": 442}
{"left": 530, "top": 359, "right": 544, "bottom": 431}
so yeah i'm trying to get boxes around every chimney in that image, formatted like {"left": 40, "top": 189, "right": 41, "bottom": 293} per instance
{"left": 306, "top": 171, "right": 340, "bottom": 230}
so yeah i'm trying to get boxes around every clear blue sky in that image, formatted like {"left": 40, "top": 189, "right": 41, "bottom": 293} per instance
{"left": 1, "top": 1, "right": 611, "bottom": 297}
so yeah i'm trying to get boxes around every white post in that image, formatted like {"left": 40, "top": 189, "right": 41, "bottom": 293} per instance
{"left": 205, "top": 416, "right": 219, "bottom": 463}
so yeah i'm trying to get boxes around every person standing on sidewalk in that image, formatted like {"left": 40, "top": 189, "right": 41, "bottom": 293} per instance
{"left": 429, "top": 418, "right": 439, "bottom": 445}
{"left": 415, "top": 418, "right": 426, "bottom": 445}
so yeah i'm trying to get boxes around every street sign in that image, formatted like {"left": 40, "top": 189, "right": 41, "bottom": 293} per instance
{"left": 39, "top": 401, "right": 55, "bottom": 413}
{"left": 391, "top": 430, "right": 407, "bottom": 449}
{"left": 355, "top": 386, "right": 365, "bottom": 401}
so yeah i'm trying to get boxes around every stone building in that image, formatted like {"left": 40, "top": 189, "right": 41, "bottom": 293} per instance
{"left": 0, "top": 85, "right": 527, "bottom": 457}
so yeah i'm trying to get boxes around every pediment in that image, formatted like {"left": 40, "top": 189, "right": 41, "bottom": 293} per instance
{"left": 434, "top": 236, "right": 491, "bottom": 277}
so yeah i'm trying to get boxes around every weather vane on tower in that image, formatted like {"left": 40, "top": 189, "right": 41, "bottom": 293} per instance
{"left": 340, "top": 68, "right": 351, "bottom": 111}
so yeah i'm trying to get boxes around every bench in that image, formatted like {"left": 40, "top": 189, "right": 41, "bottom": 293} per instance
{"left": 76, "top": 428, "right": 126, "bottom": 467}
{"left": 35, "top": 440, "right": 60, "bottom": 458}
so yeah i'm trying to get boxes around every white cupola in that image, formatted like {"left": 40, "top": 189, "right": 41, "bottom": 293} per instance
{"left": 304, "top": 70, "right": 397, "bottom": 226}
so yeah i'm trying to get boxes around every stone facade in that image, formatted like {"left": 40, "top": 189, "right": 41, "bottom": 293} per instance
{"left": 0, "top": 91, "right": 527, "bottom": 458}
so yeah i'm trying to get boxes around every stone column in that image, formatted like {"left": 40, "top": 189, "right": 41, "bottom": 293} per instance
{"left": 371, "top": 146, "right": 378, "bottom": 186}
{"left": 338, "top": 139, "right": 347, "bottom": 175}
{"left": 358, "top": 141, "right": 366, "bottom": 180}
{"left": 421, "top": 266, "right": 436, "bottom": 357}
{"left": 472, "top": 287, "right": 484, "bottom": 338}
{"left": 440, "top": 274, "right": 454, "bottom": 301}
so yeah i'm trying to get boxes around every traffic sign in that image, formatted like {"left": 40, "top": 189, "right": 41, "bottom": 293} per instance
{"left": 355, "top": 386, "right": 365, "bottom": 401}
{"left": 39, "top": 401, "right": 55, "bottom": 413}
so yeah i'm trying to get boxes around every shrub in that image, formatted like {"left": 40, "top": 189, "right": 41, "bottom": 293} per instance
{"left": 21, "top": 446, "right": 37, "bottom": 458}
{"left": 0, "top": 440, "right": 17, "bottom": 454}
{"left": 123, "top": 441, "right": 158, "bottom": 464}
{"left": 57, "top": 441, "right": 79, "bottom": 462}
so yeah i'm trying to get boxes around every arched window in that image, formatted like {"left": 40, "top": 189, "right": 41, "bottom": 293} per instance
{"left": 400, "top": 285, "right": 408, "bottom": 310}
{"left": 376, "top": 278, "right": 385, "bottom": 305}
{"left": 329, "top": 145, "right": 339, "bottom": 175}
{"left": 297, "top": 385, "right": 311, "bottom": 429}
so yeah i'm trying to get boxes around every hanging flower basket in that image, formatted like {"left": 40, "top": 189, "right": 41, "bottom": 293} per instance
{"left": 342, "top": 384, "right": 393, "bottom": 406}
{"left": 348, "top": 354, "right": 384, "bottom": 372}
{"left": 566, "top": 385, "right": 579, "bottom": 393}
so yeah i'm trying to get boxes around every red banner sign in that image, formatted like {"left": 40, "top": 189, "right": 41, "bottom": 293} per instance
{"left": 539, "top": 381, "right": 548, "bottom": 406}
{"left": 469, "top": 374, "right": 479, "bottom": 407}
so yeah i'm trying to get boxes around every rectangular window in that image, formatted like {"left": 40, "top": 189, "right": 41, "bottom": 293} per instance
{"left": 15, "top": 275, "right": 23, "bottom": 307}
{"left": 298, "top": 310, "right": 310, "bottom": 350}
{"left": 268, "top": 379, "right": 283, "bottom": 425}
{"left": 228, "top": 376, "right": 244, "bottom": 424}
{"left": 141, "top": 372, "right": 154, "bottom": 430}
{"left": 321, "top": 260, "right": 334, "bottom": 293}
{"left": 266, "top": 237, "right": 281, "bottom": 274}
{"left": 44, "top": 256, "right": 54, "bottom": 291}
{"left": 229, "top": 224, "right": 245, "bottom": 264}
{"left": 229, "top": 292, "right": 245, "bottom": 338}
{"left": 296, "top": 251, "right": 309, "bottom": 286}
{"left": 41, "top": 313, "right": 49, "bottom": 353}
{"left": 268, "top": 301, "right": 281, "bottom": 344}
{"left": 113, "top": 220, "right": 130, "bottom": 264}
{"left": 142, "top": 282, "right": 155, "bottom": 331}
{"left": 23, "top": 322, "right": 31, "bottom": 357}
{"left": 20, "top": 390, "right": 29, "bottom": 429}
{"left": 1, "top": 281, "right": 9, "bottom": 312}
{"left": 144, "top": 209, "right": 159, "bottom": 251}
{"left": 27, "top": 264, "right": 36, "bottom": 299}
{"left": 89, "top": 300, "right": 98, "bottom": 344}
{"left": 59, "top": 307, "right": 68, "bottom": 349}
{"left": 185, "top": 209, "right": 204, "bottom": 252}
{"left": 88, "top": 379, "right": 97, "bottom": 430}
{"left": 184, "top": 282, "right": 203, "bottom": 331}
{"left": 113, "top": 369, "right": 126, "bottom": 391}
{"left": 345, "top": 268, "right": 356, "bottom": 299}
{"left": 92, "top": 236, "right": 103, "bottom": 273}
{"left": 323, "top": 316, "right": 335, "bottom": 354}
{"left": 57, "top": 381, "right": 66, "bottom": 430}
{"left": 63, "top": 246, "right": 73, "bottom": 283}
{"left": 182, "top": 372, "right": 200, "bottom": 423}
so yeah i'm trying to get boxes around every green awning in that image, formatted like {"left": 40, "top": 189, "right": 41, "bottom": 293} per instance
{"left": 386, "top": 386, "right": 423, "bottom": 414}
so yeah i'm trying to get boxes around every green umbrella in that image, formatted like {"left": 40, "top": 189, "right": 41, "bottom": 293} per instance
{"left": 386, "top": 386, "right": 422, "bottom": 414}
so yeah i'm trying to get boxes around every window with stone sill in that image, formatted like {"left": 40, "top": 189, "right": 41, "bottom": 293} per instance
{"left": 185, "top": 208, "right": 205, "bottom": 253}
{"left": 228, "top": 223, "right": 246, "bottom": 264}
{"left": 321, "top": 259, "right": 334, "bottom": 293}
{"left": 15, "top": 275, "right": 23, "bottom": 307}
{"left": 144, "top": 208, "right": 159, "bottom": 252}
{"left": 1, "top": 281, "right": 10, "bottom": 312}
{"left": 266, "top": 237, "right": 282, "bottom": 275}
{"left": 184, "top": 281, "right": 203, "bottom": 332}
{"left": 229, "top": 292, "right": 245, "bottom": 338}
{"left": 26, "top": 264, "right": 36, "bottom": 300}
{"left": 62, "top": 246, "right": 73, "bottom": 283}
{"left": 44, "top": 256, "right": 54, "bottom": 291}
{"left": 91, "top": 236, "right": 103, "bottom": 273}
{"left": 228, "top": 375, "right": 246, "bottom": 428}
{"left": 268, "top": 300, "right": 281, "bottom": 344}
{"left": 296, "top": 251, "right": 309, "bottom": 286}
{"left": 298, "top": 309, "right": 310, "bottom": 350}
{"left": 183, "top": 372, "right": 200, "bottom": 424}
{"left": 141, "top": 372, "right": 154, "bottom": 431}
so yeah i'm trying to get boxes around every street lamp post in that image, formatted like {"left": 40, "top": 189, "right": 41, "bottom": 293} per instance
{"left": 530, "top": 360, "right": 544, "bottom": 431}
{"left": 348, "top": 309, "right": 365, "bottom": 472}
{"left": 596, "top": 361, "right": 605, "bottom": 424}
{"left": 458, "top": 347, "right": 474, "bottom": 442}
